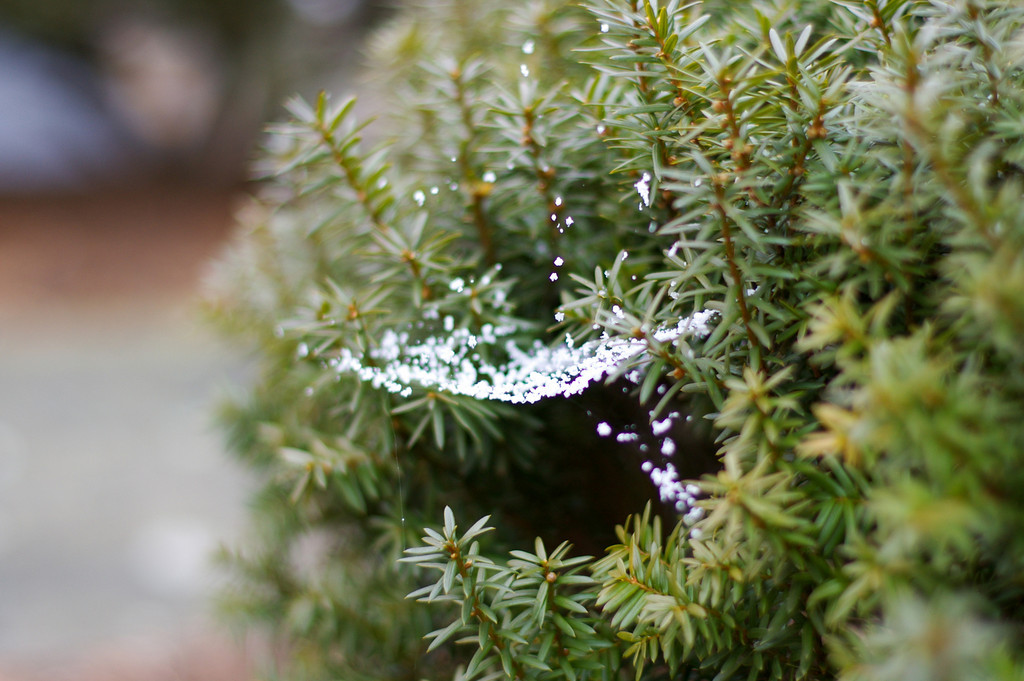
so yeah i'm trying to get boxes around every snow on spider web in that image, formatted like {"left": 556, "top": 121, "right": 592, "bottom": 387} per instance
{"left": 328, "top": 309, "right": 718, "bottom": 404}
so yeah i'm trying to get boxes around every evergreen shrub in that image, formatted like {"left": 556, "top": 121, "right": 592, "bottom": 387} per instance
{"left": 207, "top": 1, "right": 1024, "bottom": 679}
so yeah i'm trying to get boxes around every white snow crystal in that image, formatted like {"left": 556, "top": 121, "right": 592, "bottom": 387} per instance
{"left": 635, "top": 172, "right": 652, "bottom": 207}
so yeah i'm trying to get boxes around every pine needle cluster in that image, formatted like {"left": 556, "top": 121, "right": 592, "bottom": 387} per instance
{"left": 206, "top": 1, "right": 1024, "bottom": 679}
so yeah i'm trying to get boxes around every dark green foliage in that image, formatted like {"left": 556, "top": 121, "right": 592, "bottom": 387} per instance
{"left": 207, "top": 1, "right": 1024, "bottom": 679}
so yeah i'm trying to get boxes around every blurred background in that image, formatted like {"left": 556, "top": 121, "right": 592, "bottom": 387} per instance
{"left": 0, "top": 0, "right": 387, "bottom": 678}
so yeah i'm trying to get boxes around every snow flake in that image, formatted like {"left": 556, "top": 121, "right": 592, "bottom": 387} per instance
{"left": 635, "top": 172, "right": 652, "bottom": 207}
{"left": 652, "top": 417, "right": 673, "bottom": 436}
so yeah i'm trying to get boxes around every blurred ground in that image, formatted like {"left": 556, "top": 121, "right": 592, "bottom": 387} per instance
{"left": 0, "top": 3, "right": 386, "bottom": 676}
{"left": 0, "top": 186, "right": 259, "bottom": 680}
